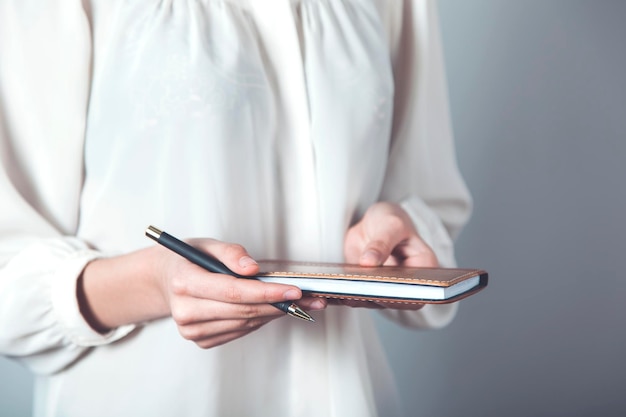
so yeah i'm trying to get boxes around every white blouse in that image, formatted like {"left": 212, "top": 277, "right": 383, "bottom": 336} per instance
{"left": 0, "top": 0, "right": 472, "bottom": 416}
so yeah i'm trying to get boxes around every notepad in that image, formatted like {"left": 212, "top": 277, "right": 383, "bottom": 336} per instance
{"left": 254, "top": 261, "right": 488, "bottom": 304}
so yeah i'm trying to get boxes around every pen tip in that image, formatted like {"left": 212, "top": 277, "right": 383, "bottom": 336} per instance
{"left": 289, "top": 305, "right": 315, "bottom": 323}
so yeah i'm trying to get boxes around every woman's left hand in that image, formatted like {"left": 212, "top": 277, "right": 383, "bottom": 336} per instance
{"left": 342, "top": 201, "right": 438, "bottom": 310}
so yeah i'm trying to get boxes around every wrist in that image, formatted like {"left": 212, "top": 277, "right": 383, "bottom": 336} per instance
{"left": 80, "top": 247, "right": 170, "bottom": 332}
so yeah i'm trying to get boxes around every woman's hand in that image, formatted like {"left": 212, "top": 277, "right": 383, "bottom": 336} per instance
{"left": 342, "top": 201, "right": 438, "bottom": 310}
{"left": 80, "top": 239, "right": 326, "bottom": 349}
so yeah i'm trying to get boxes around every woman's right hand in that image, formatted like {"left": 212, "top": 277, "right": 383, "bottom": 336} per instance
{"left": 79, "top": 239, "right": 326, "bottom": 349}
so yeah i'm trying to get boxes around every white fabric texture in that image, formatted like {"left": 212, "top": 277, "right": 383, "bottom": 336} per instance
{"left": 0, "top": 0, "right": 472, "bottom": 416}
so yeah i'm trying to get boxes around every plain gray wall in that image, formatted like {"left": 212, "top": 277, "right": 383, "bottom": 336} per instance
{"left": 1, "top": 1, "right": 625, "bottom": 416}
{"left": 376, "top": 1, "right": 626, "bottom": 417}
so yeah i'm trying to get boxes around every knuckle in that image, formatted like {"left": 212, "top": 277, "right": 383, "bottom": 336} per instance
{"left": 224, "top": 243, "right": 246, "bottom": 259}
{"left": 170, "top": 274, "right": 188, "bottom": 296}
{"left": 262, "top": 287, "right": 277, "bottom": 303}
{"left": 385, "top": 213, "right": 406, "bottom": 232}
{"left": 424, "top": 251, "right": 439, "bottom": 267}
{"left": 370, "top": 239, "right": 392, "bottom": 255}
{"left": 238, "top": 304, "right": 259, "bottom": 319}
{"left": 344, "top": 226, "right": 359, "bottom": 240}
{"left": 196, "top": 339, "right": 216, "bottom": 349}
{"left": 240, "top": 318, "right": 264, "bottom": 331}
{"left": 171, "top": 307, "right": 193, "bottom": 326}
{"left": 178, "top": 325, "right": 200, "bottom": 341}
{"left": 248, "top": 320, "right": 264, "bottom": 331}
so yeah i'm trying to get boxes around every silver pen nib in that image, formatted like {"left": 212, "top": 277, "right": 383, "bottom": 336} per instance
{"left": 287, "top": 303, "right": 315, "bottom": 322}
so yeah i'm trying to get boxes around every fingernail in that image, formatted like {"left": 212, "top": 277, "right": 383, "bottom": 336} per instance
{"left": 310, "top": 299, "right": 326, "bottom": 310}
{"left": 361, "top": 250, "right": 381, "bottom": 265}
{"left": 284, "top": 289, "right": 300, "bottom": 300}
{"left": 239, "top": 256, "right": 258, "bottom": 269}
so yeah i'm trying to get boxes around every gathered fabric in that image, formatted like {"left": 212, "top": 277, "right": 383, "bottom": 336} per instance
{"left": 0, "top": 1, "right": 471, "bottom": 416}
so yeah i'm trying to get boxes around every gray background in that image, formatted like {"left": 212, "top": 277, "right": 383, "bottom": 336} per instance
{"left": 1, "top": 1, "right": 625, "bottom": 416}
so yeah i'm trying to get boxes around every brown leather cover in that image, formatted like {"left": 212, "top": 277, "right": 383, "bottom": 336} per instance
{"left": 256, "top": 260, "right": 488, "bottom": 305}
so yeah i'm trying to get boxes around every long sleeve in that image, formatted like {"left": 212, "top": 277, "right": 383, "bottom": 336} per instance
{"left": 0, "top": 1, "right": 134, "bottom": 375}
{"left": 1, "top": 2, "right": 471, "bottom": 415}
{"left": 378, "top": 0, "right": 473, "bottom": 328}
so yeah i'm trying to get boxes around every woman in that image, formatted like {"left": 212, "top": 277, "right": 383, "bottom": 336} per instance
{"left": 0, "top": 0, "right": 471, "bottom": 416}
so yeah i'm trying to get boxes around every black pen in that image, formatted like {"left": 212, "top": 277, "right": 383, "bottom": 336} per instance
{"left": 145, "top": 226, "right": 314, "bottom": 322}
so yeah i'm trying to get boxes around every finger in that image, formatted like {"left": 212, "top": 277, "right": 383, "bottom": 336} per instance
{"left": 178, "top": 316, "right": 276, "bottom": 345}
{"left": 389, "top": 237, "right": 439, "bottom": 268}
{"left": 296, "top": 296, "right": 328, "bottom": 311}
{"left": 347, "top": 218, "right": 412, "bottom": 267}
{"left": 343, "top": 226, "right": 367, "bottom": 264}
{"left": 171, "top": 270, "right": 302, "bottom": 304}
{"left": 170, "top": 297, "right": 286, "bottom": 326}
{"left": 187, "top": 239, "right": 260, "bottom": 276}
{"left": 345, "top": 226, "right": 402, "bottom": 267}
{"left": 359, "top": 234, "right": 407, "bottom": 267}
{"left": 359, "top": 215, "right": 413, "bottom": 266}
{"left": 180, "top": 311, "right": 290, "bottom": 347}
{"left": 345, "top": 202, "right": 420, "bottom": 266}
{"left": 194, "top": 330, "right": 255, "bottom": 349}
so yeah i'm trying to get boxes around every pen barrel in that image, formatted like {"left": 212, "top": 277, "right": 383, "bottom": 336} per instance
{"left": 271, "top": 301, "right": 292, "bottom": 313}
{"left": 158, "top": 232, "right": 241, "bottom": 277}
{"left": 146, "top": 226, "right": 313, "bottom": 321}
{"left": 159, "top": 233, "right": 292, "bottom": 314}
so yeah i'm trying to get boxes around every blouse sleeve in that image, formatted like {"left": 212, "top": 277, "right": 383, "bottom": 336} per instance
{"left": 378, "top": 0, "right": 473, "bottom": 328}
{"left": 0, "top": 1, "right": 134, "bottom": 375}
